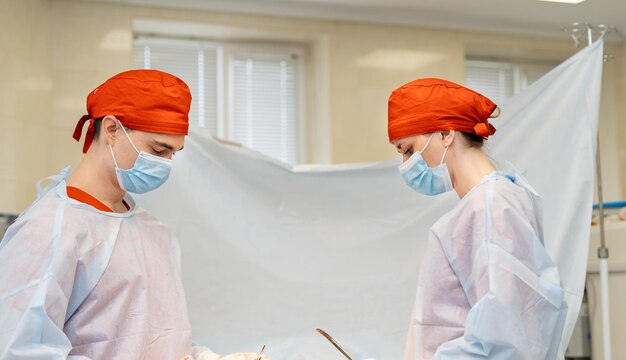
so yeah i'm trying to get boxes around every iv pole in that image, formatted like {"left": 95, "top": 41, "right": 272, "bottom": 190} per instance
{"left": 561, "top": 22, "right": 616, "bottom": 360}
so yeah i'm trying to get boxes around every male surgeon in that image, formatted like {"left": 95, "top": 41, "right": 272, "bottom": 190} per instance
{"left": 0, "top": 70, "right": 266, "bottom": 360}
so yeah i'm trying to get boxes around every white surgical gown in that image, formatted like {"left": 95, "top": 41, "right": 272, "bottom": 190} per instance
{"left": 405, "top": 172, "right": 567, "bottom": 360}
{"left": 0, "top": 168, "right": 205, "bottom": 359}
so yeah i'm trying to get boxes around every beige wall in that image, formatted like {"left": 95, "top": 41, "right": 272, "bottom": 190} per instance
{"left": 328, "top": 23, "right": 466, "bottom": 163}
{"left": 0, "top": 0, "right": 52, "bottom": 214}
{"left": 1, "top": 0, "right": 625, "bottom": 213}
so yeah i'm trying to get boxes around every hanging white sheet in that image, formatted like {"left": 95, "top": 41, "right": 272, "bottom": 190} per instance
{"left": 138, "top": 40, "right": 603, "bottom": 360}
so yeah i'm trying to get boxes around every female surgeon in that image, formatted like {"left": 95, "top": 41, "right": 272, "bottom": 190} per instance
{"left": 388, "top": 78, "right": 568, "bottom": 360}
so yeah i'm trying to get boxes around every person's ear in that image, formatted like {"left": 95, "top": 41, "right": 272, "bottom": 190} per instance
{"left": 101, "top": 115, "right": 120, "bottom": 146}
{"left": 441, "top": 130, "right": 455, "bottom": 147}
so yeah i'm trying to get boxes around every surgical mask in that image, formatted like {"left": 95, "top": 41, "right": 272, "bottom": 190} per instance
{"left": 398, "top": 133, "right": 453, "bottom": 196}
{"left": 109, "top": 123, "right": 172, "bottom": 194}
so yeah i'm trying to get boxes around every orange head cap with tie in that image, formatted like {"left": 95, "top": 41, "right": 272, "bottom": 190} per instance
{"left": 73, "top": 69, "right": 192, "bottom": 153}
{"left": 387, "top": 78, "right": 498, "bottom": 143}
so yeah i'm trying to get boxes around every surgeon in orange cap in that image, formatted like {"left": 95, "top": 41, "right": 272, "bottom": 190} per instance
{"left": 0, "top": 70, "right": 267, "bottom": 360}
{"left": 389, "top": 79, "right": 567, "bottom": 359}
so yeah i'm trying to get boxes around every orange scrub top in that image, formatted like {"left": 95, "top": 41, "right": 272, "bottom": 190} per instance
{"left": 66, "top": 186, "right": 129, "bottom": 212}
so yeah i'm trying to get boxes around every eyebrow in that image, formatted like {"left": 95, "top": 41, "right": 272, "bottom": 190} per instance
{"left": 154, "top": 140, "right": 184, "bottom": 152}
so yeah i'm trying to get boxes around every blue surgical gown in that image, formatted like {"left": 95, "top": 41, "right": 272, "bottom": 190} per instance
{"left": 0, "top": 168, "right": 200, "bottom": 359}
{"left": 405, "top": 172, "right": 567, "bottom": 359}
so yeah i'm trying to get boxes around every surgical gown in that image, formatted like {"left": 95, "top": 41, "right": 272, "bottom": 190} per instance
{"left": 405, "top": 172, "right": 567, "bottom": 360}
{"left": 0, "top": 168, "right": 209, "bottom": 359}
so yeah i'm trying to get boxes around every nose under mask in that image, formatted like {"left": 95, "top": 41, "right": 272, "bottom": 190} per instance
{"left": 398, "top": 133, "right": 453, "bottom": 196}
{"left": 108, "top": 122, "right": 172, "bottom": 194}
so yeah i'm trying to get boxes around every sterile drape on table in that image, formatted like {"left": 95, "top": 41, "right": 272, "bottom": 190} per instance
{"left": 138, "top": 40, "right": 603, "bottom": 360}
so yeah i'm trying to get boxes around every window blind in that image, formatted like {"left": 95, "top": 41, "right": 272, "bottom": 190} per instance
{"left": 230, "top": 56, "right": 299, "bottom": 164}
{"left": 465, "top": 61, "right": 515, "bottom": 105}
{"left": 466, "top": 59, "right": 556, "bottom": 104}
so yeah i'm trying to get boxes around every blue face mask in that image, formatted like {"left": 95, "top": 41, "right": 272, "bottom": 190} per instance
{"left": 398, "top": 133, "right": 453, "bottom": 196}
{"left": 109, "top": 123, "right": 172, "bottom": 194}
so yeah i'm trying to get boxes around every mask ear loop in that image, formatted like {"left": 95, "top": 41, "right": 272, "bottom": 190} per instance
{"left": 117, "top": 120, "right": 140, "bottom": 154}
{"left": 440, "top": 147, "right": 449, "bottom": 166}
{"left": 419, "top": 133, "right": 435, "bottom": 154}
{"left": 108, "top": 144, "right": 121, "bottom": 169}
{"left": 439, "top": 130, "right": 453, "bottom": 165}
{"left": 108, "top": 120, "right": 137, "bottom": 170}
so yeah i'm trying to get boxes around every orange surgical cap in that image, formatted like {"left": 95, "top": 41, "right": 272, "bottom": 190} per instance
{"left": 387, "top": 78, "right": 497, "bottom": 142}
{"left": 73, "top": 69, "right": 192, "bottom": 153}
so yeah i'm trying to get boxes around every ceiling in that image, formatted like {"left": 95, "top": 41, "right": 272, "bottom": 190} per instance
{"left": 85, "top": 0, "right": 625, "bottom": 40}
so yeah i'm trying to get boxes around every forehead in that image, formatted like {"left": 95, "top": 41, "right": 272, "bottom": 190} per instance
{"left": 136, "top": 130, "right": 185, "bottom": 148}
{"left": 392, "top": 136, "right": 416, "bottom": 148}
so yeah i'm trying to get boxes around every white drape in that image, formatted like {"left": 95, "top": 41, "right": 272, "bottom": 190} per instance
{"left": 138, "top": 40, "right": 603, "bottom": 360}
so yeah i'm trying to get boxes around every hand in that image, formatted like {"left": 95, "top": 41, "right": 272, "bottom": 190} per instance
{"left": 218, "top": 353, "right": 269, "bottom": 360}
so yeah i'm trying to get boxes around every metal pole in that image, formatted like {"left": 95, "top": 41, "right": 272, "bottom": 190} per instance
{"left": 585, "top": 24, "right": 611, "bottom": 360}
{"left": 596, "top": 130, "right": 612, "bottom": 360}
{"left": 561, "top": 22, "right": 615, "bottom": 360}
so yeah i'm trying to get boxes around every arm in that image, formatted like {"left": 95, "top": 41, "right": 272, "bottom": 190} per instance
{"left": 432, "top": 191, "right": 566, "bottom": 359}
{"left": 0, "top": 214, "right": 88, "bottom": 359}
{"left": 433, "top": 242, "right": 565, "bottom": 359}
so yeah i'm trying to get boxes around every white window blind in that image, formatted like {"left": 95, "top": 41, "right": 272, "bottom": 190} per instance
{"left": 466, "top": 59, "right": 556, "bottom": 104}
{"left": 134, "top": 36, "right": 302, "bottom": 164}
{"left": 465, "top": 61, "right": 515, "bottom": 105}
{"left": 230, "top": 56, "right": 298, "bottom": 164}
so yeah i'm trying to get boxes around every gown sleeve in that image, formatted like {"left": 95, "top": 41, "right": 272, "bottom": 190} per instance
{"left": 432, "top": 184, "right": 567, "bottom": 360}
{"left": 0, "top": 207, "right": 92, "bottom": 359}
